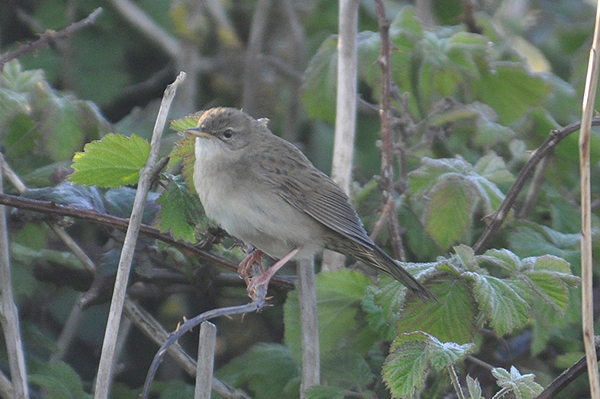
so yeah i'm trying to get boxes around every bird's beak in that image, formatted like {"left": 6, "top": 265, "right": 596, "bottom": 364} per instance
{"left": 185, "top": 127, "right": 214, "bottom": 139}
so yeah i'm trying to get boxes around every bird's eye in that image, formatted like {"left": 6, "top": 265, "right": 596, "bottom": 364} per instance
{"left": 223, "top": 129, "right": 234, "bottom": 139}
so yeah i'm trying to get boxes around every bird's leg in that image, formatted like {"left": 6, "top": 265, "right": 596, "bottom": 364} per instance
{"left": 238, "top": 247, "right": 264, "bottom": 285}
{"left": 248, "top": 248, "right": 300, "bottom": 298}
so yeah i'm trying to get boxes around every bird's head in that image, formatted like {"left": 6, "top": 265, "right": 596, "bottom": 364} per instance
{"left": 185, "top": 107, "right": 269, "bottom": 152}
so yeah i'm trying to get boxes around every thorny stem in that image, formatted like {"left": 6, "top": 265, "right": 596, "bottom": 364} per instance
{"left": 473, "top": 118, "right": 600, "bottom": 254}
{"left": 0, "top": 8, "right": 103, "bottom": 67}
{"left": 0, "top": 192, "right": 294, "bottom": 290}
{"left": 374, "top": 0, "right": 405, "bottom": 261}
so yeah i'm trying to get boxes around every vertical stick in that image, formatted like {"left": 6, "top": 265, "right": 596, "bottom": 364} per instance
{"left": 580, "top": 1, "right": 600, "bottom": 398}
{"left": 195, "top": 322, "right": 217, "bottom": 399}
{"left": 0, "top": 155, "right": 28, "bottom": 398}
{"left": 322, "top": 0, "right": 360, "bottom": 272}
{"left": 297, "top": 258, "right": 320, "bottom": 398}
{"left": 94, "top": 72, "right": 186, "bottom": 399}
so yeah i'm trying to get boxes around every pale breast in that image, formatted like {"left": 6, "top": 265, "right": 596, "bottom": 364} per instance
{"left": 193, "top": 137, "right": 326, "bottom": 260}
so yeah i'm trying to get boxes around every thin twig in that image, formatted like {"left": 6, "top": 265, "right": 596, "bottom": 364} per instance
{"left": 0, "top": 155, "right": 28, "bottom": 398}
{"left": 579, "top": 0, "right": 600, "bottom": 396}
{"left": 374, "top": 0, "right": 405, "bottom": 261}
{"left": 297, "top": 258, "right": 320, "bottom": 398}
{"left": 107, "top": 0, "right": 180, "bottom": 57}
{"left": 448, "top": 364, "right": 466, "bottom": 399}
{"left": 94, "top": 72, "right": 186, "bottom": 399}
{"left": 141, "top": 267, "right": 268, "bottom": 399}
{"left": 472, "top": 118, "right": 600, "bottom": 254}
{"left": 0, "top": 192, "right": 295, "bottom": 290}
{"left": 242, "top": 0, "right": 272, "bottom": 116}
{"left": 195, "top": 322, "right": 217, "bottom": 399}
{"left": 322, "top": 0, "right": 361, "bottom": 272}
{"left": 0, "top": 8, "right": 103, "bottom": 67}
{"left": 535, "top": 340, "right": 600, "bottom": 399}
{"left": 123, "top": 299, "right": 250, "bottom": 399}
{"left": 517, "top": 155, "right": 550, "bottom": 219}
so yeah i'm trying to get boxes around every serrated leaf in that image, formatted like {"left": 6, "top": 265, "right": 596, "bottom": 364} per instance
{"left": 409, "top": 156, "right": 506, "bottom": 249}
{"left": 468, "top": 273, "right": 530, "bottom": 336}
{"left": 423, "top": 173, "right": 478, "bottom": 248}
{"left": 156, "top": 174, "right": 205, "bottom": 242}
{"left": 466, "top": 376, "right": 483, "bottom": 399}
{"left": 383, "top": 332, "right": 473, "bottom": 398}
{"left": 168, "top": 135, "right": 197, "bottom": 193}
{"left": 453, "top": 245, "right": 478, "bottom": 271}
{"left": 216, "top": 343, "right": 298, "bottom": 399}
{"left": 396, "top": 278, "right": 477, "bottom": 344}
{"left": 473, "top": 153, "right": 514, "bottom": 185}
{"left": 508, "top": 223, "right": 580, "bottom": 267}
{"left": 492, "top": 366, "right": 543, "bottom": 399}
{"left": 170, "top": 115, "right": 201, "bottom": 132}
{"left": 479, "top": 248, "right": 522, "bottom": 274}
{"left": 29, "top": 361, "right": 87, "bottom": 399}
{"left": 69, "top": 133, "right": 150, "bottom": 187}
{"left": 382, "top": 333, "right": 428, "bottom": 398}
{"left": 520, "top": 255, "right": 579, "bottom": 312}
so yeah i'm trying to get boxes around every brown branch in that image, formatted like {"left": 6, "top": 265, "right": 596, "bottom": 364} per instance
{"left": 473, "top": 118, "right": 600, "bottom": 254}
{"left": 0, "top": 8, "right": 103, "bottom": 67}
{"left": 374, "top": 0, "right": 405, "bottom": 261}
{"left": 0, "top": 193, "right": 294, "bottom": 290}
{"left": 535, "top": 340, "right": 600, "bottom": 399}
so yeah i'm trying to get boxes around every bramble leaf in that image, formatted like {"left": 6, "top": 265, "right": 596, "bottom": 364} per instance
{"left": 69, "top": 133, "right": 150, "bottom": 187}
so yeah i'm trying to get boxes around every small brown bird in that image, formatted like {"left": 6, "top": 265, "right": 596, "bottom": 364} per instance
{"left": 186, "top": 107, "right": 433, "bottom": 301}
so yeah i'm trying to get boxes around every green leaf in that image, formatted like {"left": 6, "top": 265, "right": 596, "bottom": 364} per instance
{"left": 69, "top": 133, "right": 150, "bottom": 187}
{"left": 168, "top": 134, "right": 197, "bottom": 193}
{"left": 320, "top": 351, "right": 374, "bottom": 388}
{"left": 508, "top": 223, "right": 580, "bottom": 267}
{"left": 473, "top": 153, "right": 514, "bottom": 186}
{"left": 306, "top": 386, "right": 346, "bottom": 399}
{"left": 422, "top": 173, "right": 478, "bottom": 248}
{"left": 492, "top": 366, "right": 543, "bottom": 399}
{"left": 301, "top": 35, "right": 338, "bottom": 123}
{"left": 22, "top": 182, "right": 105, "bottom": 212}
{"left": 520, "top": 255, "right": 579, "bottom": 312}
{"left": 468, "top": 273, "right": 530, "bottom": 336}
{"left": 104, "top": 187, "right": 160, "bottom": 224}
{"left": 466, "top": 376, "right": 483, "bottom": 399}
{"left": 408, "top": 156, "right": 507, "bottom": 249}
{"left": 396, "top": 278, "right": 478, "bottom": 344}
{"left": 216, "top": 343, "right": 298, "bottom": 399}
{"left": 472, "top": 63, "right": 551, "bottom": 125}
{"left": 284, "top": 270, "right": 375, "bottom": 361}
{"left": 29, "top": 361, "right": 88, "bottom": 399}
{"left": 383, "top": 332, "right": 473, "bottom": 398}
{"left": 170, "top": 115, "right": 201, "bottom": 132}
{"left": 156, "top": 174, "right": 205, "bottom": 242}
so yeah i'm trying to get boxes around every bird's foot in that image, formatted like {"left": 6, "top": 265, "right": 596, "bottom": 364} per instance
{"left": 247, "top": 248, "right": 300, "bottom": 299}
{"left": 238, "top": 248, "right": 264, "bottom": 285}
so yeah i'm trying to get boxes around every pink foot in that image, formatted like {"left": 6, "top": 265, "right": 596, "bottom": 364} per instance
{"left": 247, "top": 248, "right": 300, "bottom": 299}
{"left": 238, "top": 249, "right": 263, "bottom": 285}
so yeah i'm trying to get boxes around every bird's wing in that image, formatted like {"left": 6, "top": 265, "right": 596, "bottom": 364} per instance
{"left": 251, "top": 138, "right": 375, "bottom": 249}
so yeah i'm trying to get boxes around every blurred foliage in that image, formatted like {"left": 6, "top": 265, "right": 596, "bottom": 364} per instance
{"left": 0, "top": 0, "right": 599, "bottom": 398}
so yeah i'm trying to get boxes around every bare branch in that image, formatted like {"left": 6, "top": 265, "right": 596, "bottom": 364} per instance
{"left": 94, "top": 72, "right": 186, "bottom": 399}
{"left": 0, "top": 8, "right": 103, "bottom": 67}
{"left": 472, "top": 118, "right": 600, "bottom": 254}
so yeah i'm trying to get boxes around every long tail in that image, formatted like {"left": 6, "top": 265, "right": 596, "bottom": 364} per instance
{"left": 354, "top": 244, "right": 436, "bottom": 302}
